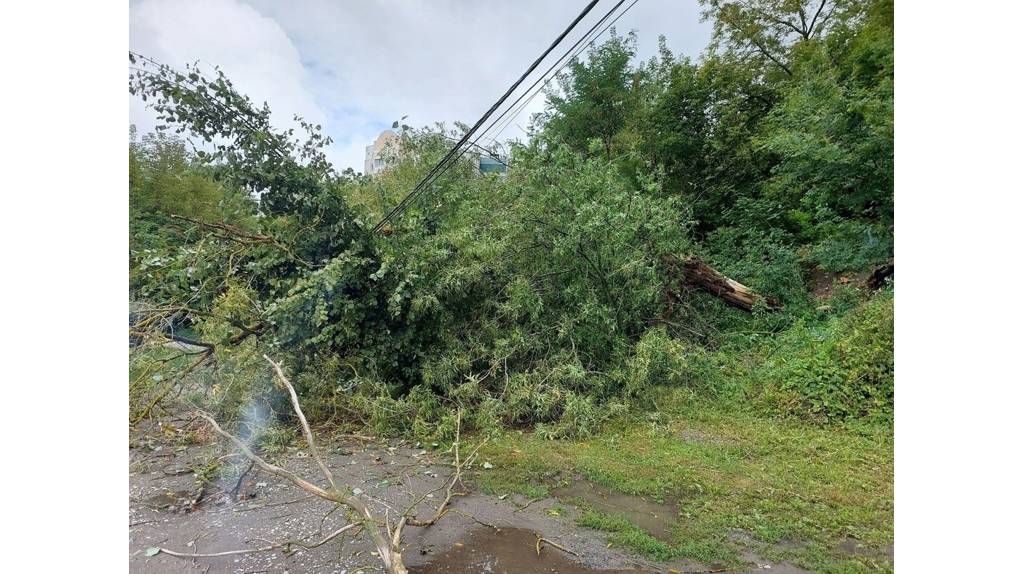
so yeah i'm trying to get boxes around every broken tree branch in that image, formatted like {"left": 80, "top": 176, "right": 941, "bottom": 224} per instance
{"left": 403, "top": 409, "right": 488, "bottom": 529}
{"left": 198, "top": 412, "right": 334, "bottom": 499}
{"left": 536, "top": 535, "right": 578, "bottom": 557}
{"left": 194, "top": 355, "right": 409, "bottom": 573}
{"left": 663, "top": 254, "right": 779, "bottom": 312}
{"left": 229, "top": 460, "right": 256, "bottom": 502}
{"left": 264, "top": 355, "right": 337, "bottom": 492}
{"left": 196, "top": 410, "right": 407, "bottom": 573}
{"left": 165, "top": 358, "right": 480, "bottom": 572}
{"left": 169, "top": 214, "right": 313, "bottom": 267}
{"left": 131, "top": 349, "right": 214, "bottom": 426}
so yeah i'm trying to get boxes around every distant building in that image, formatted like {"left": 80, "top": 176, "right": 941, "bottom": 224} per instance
{"left": 364, "top": 128, "right": 508, "bottom": 177}
{"left": 364, "top": 130, "right": 402, "bottom": 176}
{"left": 477, "top": 154, "right": 507, "bottom": 175}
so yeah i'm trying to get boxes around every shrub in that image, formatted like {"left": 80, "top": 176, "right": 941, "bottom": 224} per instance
{"left": 128, "top": 9, "right": 894, "bottom": 437}
{"left": 810, "top": 220, "right": 893, "bottom": 273}
{"left": 755, "top": 291, "right": 893, "bottom": 422}
{"left": 619, "top": 327, "right": 690, "bottom": 398}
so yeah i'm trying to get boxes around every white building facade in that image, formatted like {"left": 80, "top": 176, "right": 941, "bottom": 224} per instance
{"left": 363, "top": 130, "right": 402, "bottom": 176}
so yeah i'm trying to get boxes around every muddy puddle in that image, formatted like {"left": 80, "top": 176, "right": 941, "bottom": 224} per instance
{"left": 553, "top": 480, "right": 678, "bottom": 542}
{"left": 838, "top": 536, "right": 894, "bottom": 561}
{"left": 409, "top": 526, "right": 649, "bottom": 574}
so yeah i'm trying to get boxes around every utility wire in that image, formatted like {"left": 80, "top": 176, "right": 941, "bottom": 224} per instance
{"left": 480, "top": 0, "right": 640, "bottom": 146}
{"left": 477, "top": 0, "right": 632, "bottom": 146}
{"left": 437, "top": 134, "right": 508, "bottom": 166}
{"left": 372, "top": 0, "right": 601, "bottom": 232}
{"left": 372, "top": 0, "right": 602, "bottom": 234}
{"left": 392, "top": 0, "right": 640, "bottom": 220}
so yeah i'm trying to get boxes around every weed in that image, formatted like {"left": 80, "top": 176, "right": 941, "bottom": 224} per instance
{"left": 191, "top": 457, "right": 222, "bottom": 488}
{"left": 754, "top": 292, "right": 894, "bottom": 422}
{"left": 578, "top": 509, "right": 677, "bottom": 561}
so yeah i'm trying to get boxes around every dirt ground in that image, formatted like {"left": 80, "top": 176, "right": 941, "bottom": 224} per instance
{"left": 129, "top": 417, "right": 811, "bottom": 574}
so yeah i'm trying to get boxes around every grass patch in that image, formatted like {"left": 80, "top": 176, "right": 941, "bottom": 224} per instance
{"left": 577, "top": 509, "right": 677, "bottom": 561}
{"left": 476, "top": 403, "right": 893, "bottom": 572}
{"left": 474, "top": 449, "right": 553, "bottom": 500}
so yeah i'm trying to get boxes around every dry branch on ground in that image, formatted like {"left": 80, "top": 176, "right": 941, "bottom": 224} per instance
{"left": 150, "top": 355, "right": 483, "bottom": 574}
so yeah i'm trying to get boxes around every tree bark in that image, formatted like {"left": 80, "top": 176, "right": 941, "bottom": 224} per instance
{"left": 663, "top": 255, "right": 778, "bottom": 312}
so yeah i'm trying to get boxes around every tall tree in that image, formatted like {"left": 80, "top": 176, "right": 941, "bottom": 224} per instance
{"left": 701, "top": 0, "right": 852, "bottom": 76}
{"left": 540, "top": 31, "right": 639, "bottom": 157}
{"left": 763, "top": 0, "right": 891, "bottom": 212}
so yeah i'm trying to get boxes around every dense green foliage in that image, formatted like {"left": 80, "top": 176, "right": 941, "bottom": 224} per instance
{"left": 756, "top": 292, "right": 894, "bottom": 422}
{"left": 129, "top": 0, "right": 893, "bottom": 438}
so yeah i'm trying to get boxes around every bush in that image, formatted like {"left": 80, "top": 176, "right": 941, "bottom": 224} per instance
{"left": 755, "top": 291, "right": 894, "bottom": 422}
{"left": 810, "top": 220, "right": 893, "bottom": 273}
{"left": 346, "top": 144, "right": 695, "bottom": 437}
{"left": 703, "top": 226, "right": 807, "bottom": 308}
{"left": 618, "top": 327, "right": 690, "bottom": 398}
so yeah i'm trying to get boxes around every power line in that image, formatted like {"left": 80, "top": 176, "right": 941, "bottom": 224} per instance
{"left": 480, "top": 0, "right": 641, "bottom": 146}
{"left": 436, "top": 134, "right": 508, "bottom": 166}
{"left": 372, "top": 0, "right": 601, "bottom": 232}
{"left": 477, "top": 0, "right": 632, "bottom": 146}
{"left": 371, "top": 0, "right": 602, "bottom": 234}
{"left": 387, "top": 0, "right": 641, "bottom": 225}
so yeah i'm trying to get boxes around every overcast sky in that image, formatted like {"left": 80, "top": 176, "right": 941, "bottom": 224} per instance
{"left": 129, "top": 0, "right": 711, "bottom": 172}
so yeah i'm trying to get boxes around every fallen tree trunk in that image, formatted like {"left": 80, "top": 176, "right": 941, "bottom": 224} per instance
{"left": 663, "top": 255, "right": 778, "bottom": 312}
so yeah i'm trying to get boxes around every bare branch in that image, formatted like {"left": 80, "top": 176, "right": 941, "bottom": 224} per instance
{"left": 264, "top": 355, "right": 337, "bottom": 492}
{"left": 751, "top": 6, "right": 808, "bottom": 40}
{"left": 536, "top": 535, "right": 578, "bottom": 557}
{"left": 197, "top": 409, "right": 407, "bottom": 573}
{"left": 169, "top": 214, "right": 313, "bottom": 267}
{"left": 197, "top": 411, "right": 336, "bottom": 501}
{"left": 807, "top": 0, "right": 829, "bottom": 36}
{"left": 717, "top": 9, "right": 794, "bottom": 76}
{"left": 169, "top": 214, "right": 276, "bottom": 243}
{"left": 749, "top": 36, "right": 793, "bottom": 76}
{"left": 404, "top": 410, "right": 489, "bottom": 528}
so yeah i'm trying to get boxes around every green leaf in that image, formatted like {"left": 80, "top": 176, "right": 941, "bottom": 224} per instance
{"left": 145, "top": 547, "right": 160, "bottom": 557}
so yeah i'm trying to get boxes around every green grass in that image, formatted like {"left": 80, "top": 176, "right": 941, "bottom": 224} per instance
{"left": 577, "top": 509, "right": 678, "bottom": 562}
{"left": 474, "top": 402, "right": 893, "bottom": 572}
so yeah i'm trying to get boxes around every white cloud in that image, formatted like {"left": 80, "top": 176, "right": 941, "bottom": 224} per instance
{"left": 129, "top": 0, "right": 348, "bottom": 163}
{"left": 130, "top": 0, "right": 711, "bottom": 172}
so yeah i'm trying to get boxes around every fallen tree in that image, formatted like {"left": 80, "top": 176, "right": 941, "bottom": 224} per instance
{"left": 663, "top": 254, "right": 779, "bottom": 312}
